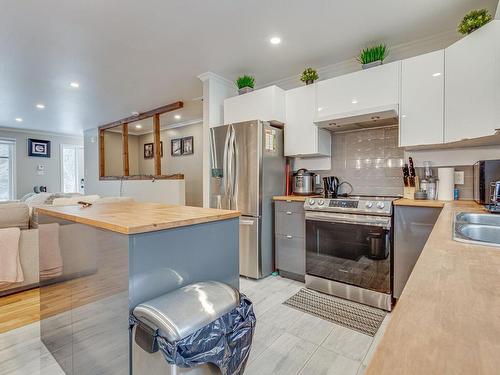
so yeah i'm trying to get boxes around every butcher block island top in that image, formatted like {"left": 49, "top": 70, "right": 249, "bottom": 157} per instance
{"left": 36, "top": 202, "right": 240, "bottom": 235}
{"left": 367, "top": 200, "right": 500, "bottom": 375}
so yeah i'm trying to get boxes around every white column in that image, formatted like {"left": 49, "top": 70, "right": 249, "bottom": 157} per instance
{"left": 198, "top": 72, "right": 237, "bottom": 208}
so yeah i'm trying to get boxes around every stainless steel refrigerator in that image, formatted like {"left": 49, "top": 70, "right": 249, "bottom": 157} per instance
{"left": 210, "top": 120, "right": 285, "bottom": 279}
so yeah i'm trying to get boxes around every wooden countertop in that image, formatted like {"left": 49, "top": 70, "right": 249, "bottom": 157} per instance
{"left": 36, "top": 202, "right": 240, "bottom": 235}
{"left": 367, "top": 201, "right": 500, "bottom": 375}
{"left": 394, "top": 198, "right": 447, "bottom": 208}
{"left": 273, "top": 195, "right": 321, "bottom": 202}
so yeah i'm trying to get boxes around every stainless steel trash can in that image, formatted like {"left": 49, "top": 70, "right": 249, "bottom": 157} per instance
{"left": 132, "top": 281, "right": 240, "bottom": 375}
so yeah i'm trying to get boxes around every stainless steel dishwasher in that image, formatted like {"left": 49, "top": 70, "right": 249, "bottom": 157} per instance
{"left": 394, "top": 206, "right": 442, "bottom": 298}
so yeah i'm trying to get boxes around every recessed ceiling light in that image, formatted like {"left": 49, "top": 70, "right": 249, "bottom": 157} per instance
{"left": 174, "top": 114, "right": 181, "bottom": 120}
{"left": 432, "top": 72, "right": 442, "bottom": 77}
{"left": 351, "top": 99, "right": 358, "bottom": 104}
{"left": 70, "top": 82, "right": 80, "bottom": 88}
{"left": 135, "top": 124, "right": 142, "bottom": 129}
{"left": 317, "top": 107, "right": 323, "bottom": 112}
{"left": 36, "top": 103, "right": 45, "bottom": 109}
{"left": 270, "top": 36, "right": 281, "bottom": 45}
{"left": 15, "top": 117, "right": 23, "bottom": 122}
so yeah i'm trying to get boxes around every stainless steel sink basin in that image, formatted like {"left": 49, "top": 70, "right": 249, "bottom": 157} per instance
{"left": 455, "top": 212, "right": 500, "bottom": 226}
{"left": 453, "top": 212, "right": 500, "bottom": 247}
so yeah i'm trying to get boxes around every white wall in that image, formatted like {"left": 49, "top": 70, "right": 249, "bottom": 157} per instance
{"left": 134, "top": 122, "right": 204, "bottom": 206}
{"left": 84, "top": 128, "right": 185, "bottom": 205}
{"left": 199, "top": 72, "right": 238, "bottom": 207}
{"left": 0, "top": 127, "right": 83, "bottom": 198}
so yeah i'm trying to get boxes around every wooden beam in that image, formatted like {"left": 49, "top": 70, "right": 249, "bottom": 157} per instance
{"left": 99, "top": 101, "right": 183, "bottom": 130}
{"left": 153, "top": 114, "right": 161, "bottom": 175}
{"left": 99, "top": 129, "right": 105, "bottom": 178}
{"left": 122, "top": 124, "right": 129, "bottom": 176}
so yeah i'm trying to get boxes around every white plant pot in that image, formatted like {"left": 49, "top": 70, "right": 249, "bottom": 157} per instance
{"left": 362, "top": 60, "right": 383, "bottom": 70}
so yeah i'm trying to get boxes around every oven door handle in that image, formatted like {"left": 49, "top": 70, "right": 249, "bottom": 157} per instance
{"left": 305, "top": 212, "right": 391, "bottom": 229}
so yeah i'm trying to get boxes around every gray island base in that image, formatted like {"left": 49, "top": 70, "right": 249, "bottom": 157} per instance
{"left": 36, "top": 206, "right": 239, "bottom": 375}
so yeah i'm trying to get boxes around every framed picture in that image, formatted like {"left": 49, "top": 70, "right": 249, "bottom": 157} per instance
{"left": 28, "top": 139, "right": 51, "bottom": 158}
{"left": 171, "top": 138, "right": 182, "bottom": 156}
{"left": 182, "top": 136, "right": 194, "bottom": 155}
{"left": 143, "top": 142, "right": 163, "bottom": 159}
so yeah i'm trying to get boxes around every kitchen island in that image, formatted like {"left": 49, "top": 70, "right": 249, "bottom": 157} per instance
{"left": 367, "top": 200, "right": 500, "bottom": 375}
{"left": 35, "top": 202, "right": 240, "bottom": 375}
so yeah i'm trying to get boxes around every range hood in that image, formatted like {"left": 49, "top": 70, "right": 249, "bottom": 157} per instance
{"left": 314, "top": 104, "right": 399, "bottom": 132}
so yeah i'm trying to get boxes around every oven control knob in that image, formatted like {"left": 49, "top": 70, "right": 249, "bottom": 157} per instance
{"left": 377, "top": 201, "right": 385, "bottom": 209}
{"left": 308, "top": 199, "right": 315, "bottom": 205}
{"left": 318, "top": 199, "right": 325, "bottom": 206}
{"left": 365, "top": 201, "right": 373, "bottom": 208}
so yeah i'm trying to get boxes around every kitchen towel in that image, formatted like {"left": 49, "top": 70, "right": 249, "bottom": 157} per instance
{"left": 39, "top": 223, "right": 63, "bottom": 280}
{"left": 0, "top": 227, "right": 24, "bottom": 288}
{"left": 438, "top": 167, "right": 455, "bottom": 201}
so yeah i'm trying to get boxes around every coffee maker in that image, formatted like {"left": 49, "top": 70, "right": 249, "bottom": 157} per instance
{"left": 323, "top": 176, "right": 340, "bottom": 198}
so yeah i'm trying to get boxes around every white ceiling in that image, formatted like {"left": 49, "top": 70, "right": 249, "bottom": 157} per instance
{"left": 1, "top": 0, "right": 497, "bottom": 135}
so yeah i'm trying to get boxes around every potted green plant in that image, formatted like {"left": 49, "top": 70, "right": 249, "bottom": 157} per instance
{"left": 458, "top": 9, "right": 492, "bottom": 35}
{"left": 357, "top": 44, "right": 388, "bottom": 69}
{"left": 235, "top": 75, "right": 255, "bottom": 95}
{"left": 300, "top": 68, "right": 319, "bottom": 85}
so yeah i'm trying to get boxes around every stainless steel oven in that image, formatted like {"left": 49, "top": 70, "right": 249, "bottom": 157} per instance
{"left": 304, "top": 197, "right": 395, "bottom": 311}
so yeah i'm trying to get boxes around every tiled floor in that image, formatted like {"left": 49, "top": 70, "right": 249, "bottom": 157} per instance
{"left": 0, "top": 275, "right": 390, "bottom": 374}
{"left": 241, "top": 275, "right": 391, "bottom": 375}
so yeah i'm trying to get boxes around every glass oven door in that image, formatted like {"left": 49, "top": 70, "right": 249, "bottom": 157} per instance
{"left": 305, "top": 212, "right": 392, "bottom": 294}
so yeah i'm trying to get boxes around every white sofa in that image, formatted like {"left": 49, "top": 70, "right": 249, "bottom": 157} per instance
{"left": 0, "top": 195, "right": 134, "bottom": 296}
{"left": 0, "top": 202, "right": 39, "bottom": 295}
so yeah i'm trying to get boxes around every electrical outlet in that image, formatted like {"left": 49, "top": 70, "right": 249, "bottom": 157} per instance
{"left": 454, "top": 171, "right": 465, "bottom": 185}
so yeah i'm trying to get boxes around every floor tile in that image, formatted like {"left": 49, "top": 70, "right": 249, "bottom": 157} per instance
{"left": 321, "top": 324, "right": 373, "bottom": 361}
{"left": 247, "top": 303, "right": 304, "bottom": 363}
{"left": 299, "top": 347, "right": 361, "bottom": 375}
{"left": 245, "top": 332, "right": 317, "bottom": 375}
{"left": 286, "top": 310, "right": 336, "bottom": 345}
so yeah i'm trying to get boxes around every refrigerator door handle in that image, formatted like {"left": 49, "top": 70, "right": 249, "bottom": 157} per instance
{"left": 232, "top": 125, "right": 239, "bottom": 211}
{"left": 222, "top": 126, "right": 231, "bottom": 197}
{"left": 227, "top": 125, "right": 235, "bottom": 207}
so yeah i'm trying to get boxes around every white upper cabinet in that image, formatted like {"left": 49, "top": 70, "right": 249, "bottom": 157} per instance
{"left": 224, "top": 85, "right": 285, "bottom": 125}
{"left": 445, "top": 21, "right": 500, "bottom": 142}
{"left": 400, "top": 50, "right": 445, "bottom": 147}
{"left": 284, "top": 84, "right": 330, "bottom": 157}
{"left": 315, "top": 61, "right": 400, "bottom": 121}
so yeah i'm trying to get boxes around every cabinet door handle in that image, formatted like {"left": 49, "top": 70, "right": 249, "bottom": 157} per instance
{"left": 286, "top": 211, "right": 292, "bottom": 215}
{"left": 285, "top": 235, "right": 293, "bottom": 239}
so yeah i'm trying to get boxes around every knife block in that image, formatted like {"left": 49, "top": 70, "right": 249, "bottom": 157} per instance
{"left": 403, "top": 187, "right": 416, "bottom": 199}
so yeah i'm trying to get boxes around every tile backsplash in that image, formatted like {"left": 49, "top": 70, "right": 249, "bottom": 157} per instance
{"left": 313, "top": 127, "right": 405, "bottom": 196}
{"left": 415, "top": 165, "right": 474, "bottom": 200}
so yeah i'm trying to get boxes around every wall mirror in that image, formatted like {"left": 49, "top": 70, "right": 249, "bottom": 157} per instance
{"left": 101, "top": 124, "right": 124, "bottom": 177}
{"left": 99, "top": 101, "right": 183, "bottom": 180}
{"left": 127, "top": 117, "right": 157, "bottom": 176}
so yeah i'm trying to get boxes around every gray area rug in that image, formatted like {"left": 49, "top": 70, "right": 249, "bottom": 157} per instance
{"left": 283, "top": 288, "right": 387, "bottom": 336}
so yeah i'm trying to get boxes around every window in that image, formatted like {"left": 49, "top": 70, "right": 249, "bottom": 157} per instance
{"left": 0, "top": 139, "right": 15, "bottom": 201}
{"left": 61, "top": 144, "right": 84, "bottom": 193}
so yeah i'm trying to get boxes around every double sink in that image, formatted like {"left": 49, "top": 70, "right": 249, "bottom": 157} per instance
{"left": 453, "top": 212, "right": 500, "bottom": 247}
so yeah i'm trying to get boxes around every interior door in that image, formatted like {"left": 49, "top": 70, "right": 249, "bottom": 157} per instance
{"left": 231, "top": 121, "right": 261, "bottom": 216}
{"left": 239, "top": 216, "right": 260, "bottom": 278}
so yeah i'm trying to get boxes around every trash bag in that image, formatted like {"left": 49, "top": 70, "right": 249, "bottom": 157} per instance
{"left": 130, "top": 294, "right": 256, "bottom": 375}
